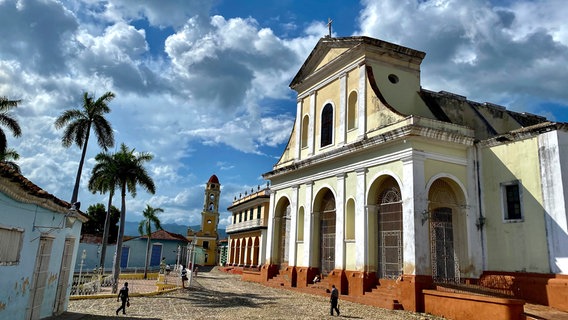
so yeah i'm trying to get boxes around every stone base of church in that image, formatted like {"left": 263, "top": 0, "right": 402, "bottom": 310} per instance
{"left": 480, "top": 271, "right": 568, "bottom": 312}
{"left": 240, "top": 266, "right": 568, "bottom": 314}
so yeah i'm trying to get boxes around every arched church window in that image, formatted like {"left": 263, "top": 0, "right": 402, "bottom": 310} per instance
{"left": 208, "top": 203, "right": 214, "bottom": 211}
{"left": 301, "top": 115, "right": 309, "bottom": 148}
{"left": 347, "top": 91, "right": 357, "bottom": 130}
{"left": 321, "top": 103, "right": 333, "bottom": 147}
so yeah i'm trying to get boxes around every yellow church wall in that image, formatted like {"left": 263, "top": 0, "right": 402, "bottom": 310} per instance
{"left": 315, "top": 47, "right": 349, "bottom": 71}
{"left": 296, "top": 242, "right": 304, "bottom": 266}
{"left": 299, "top": 95, "right": 311, "bottom": 160}
{"left": 345, "top": 241, "right": 357, "bottom": 270}
{"left": 366, "top": 61, "right": 434, "bottom": 119}
{"left": 313, "top": 79, "right": 340, "bottom": 155}
{"left": 482, "top": 138, "right": 550, "bottom": 273}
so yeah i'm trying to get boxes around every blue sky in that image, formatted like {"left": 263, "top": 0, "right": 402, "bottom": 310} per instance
{"left": 1, "top": 0, "right": 567, "bottom": 230}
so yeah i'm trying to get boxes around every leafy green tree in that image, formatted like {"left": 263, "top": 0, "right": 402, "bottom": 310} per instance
{"left": 0, "top": 147, "right": 21, "bottom": 173}
{"left": 111, "top": 143, "right": 155, "bottom": 292}
{"left": 138, "top": 205, "right": 164, "bottom": 279}
{"left": 83, "top": 203, "right": 119, "bottom": 243}
{"left": 0, "top": 97, "right": 22, "bottom": 156}
{"left": 54, "top": 91, "right": 115, "bottom": 205}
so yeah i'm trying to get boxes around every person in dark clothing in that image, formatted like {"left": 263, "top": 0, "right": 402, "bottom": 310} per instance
{"left": 181, "top": 265, "right": 188, "bottom": 288}
{"left": 330, "top": 284, "right": 340, "bottom": 316}
{"left": 116, "top": 282, "right": 129, "bottom": 315}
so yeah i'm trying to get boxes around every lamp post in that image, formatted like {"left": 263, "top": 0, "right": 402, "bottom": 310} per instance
{"left": 78, "top": 249, "right": 87, "bottom": 290}
{"left": 189, "top": 235, "right": 197, "bottom": 287}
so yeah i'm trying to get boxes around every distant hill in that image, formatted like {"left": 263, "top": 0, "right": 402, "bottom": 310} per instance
{"left": 123, "top": 221, "right": 227, "bottom": 239}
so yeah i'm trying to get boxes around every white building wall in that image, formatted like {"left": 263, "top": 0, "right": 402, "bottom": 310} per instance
{"left": 539, "top": 130, "right": 568, "bottom": 274}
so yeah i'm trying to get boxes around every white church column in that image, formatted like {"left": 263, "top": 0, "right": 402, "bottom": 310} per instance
{"left": 355, "top": 168, "right": 367, "bottom": 271}
{"left": 265, "top": 189, "right": 277, "bottom": 265}
{"left": 357, "top": 63, "right": 367, "bottom": 140}
{"left": 304, "top": 181, "right": 314, "bottom": 267}
{"left": 259, "top": 229, "right": 267, "bottom": 267}
{"left": 308, "top": 91, "right": 316, "bottom": 156}
{"left": 401, "top": 151, "right": 429, "bottom": 275}
{"left": 294, "top": 100, "right": 302, "bottom": 160}
{"left": 335, "top": 173, "right": 346, "bottom": 270}
{"left": 338, "top": 73, "right": 347, "bottom": 146}
{"left": 539, "top": 131, "right": 568, "bottom": 274}
{"left": 288, "top": 185, "right": 299, "bottom": 267}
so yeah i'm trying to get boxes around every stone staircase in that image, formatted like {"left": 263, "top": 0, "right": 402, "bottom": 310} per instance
{"left": 358, "top": 278, "right": 403, "bottom": 310}
{"left": 266, "top": 271, "right": 291, "bottom": 287}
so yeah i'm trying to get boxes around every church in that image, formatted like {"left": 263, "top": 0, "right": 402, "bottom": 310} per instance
{"left": 187, "top": 174, "right": 221, "bottom": 266}
{"left": 252, "top": 36, "right": 568, "bottom": 318}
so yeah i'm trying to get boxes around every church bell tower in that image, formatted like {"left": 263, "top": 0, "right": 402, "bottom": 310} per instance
{"left": 202, "top": 174, "right": 220, "bottom": 234}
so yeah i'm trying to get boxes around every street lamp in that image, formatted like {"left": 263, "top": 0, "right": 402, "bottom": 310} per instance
{"left": 189, "top": 235, "right": 197, "bottom": 287}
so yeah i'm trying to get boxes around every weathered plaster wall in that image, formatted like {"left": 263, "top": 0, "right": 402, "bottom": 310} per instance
{"left": 482, "top": 138, "right": 550, "bottom": 273}
{"left": 0, "top": 193, "right": 81, "bottom": 320}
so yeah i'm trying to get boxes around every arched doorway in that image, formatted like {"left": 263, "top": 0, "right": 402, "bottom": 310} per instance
{"left": 431, "top": 207, "right": 456, "bottom": 282}
{"left": 319, "top": 190, "right": 336, "bottom": 275}
{"left": 428, "top": 178, "right": 467, "bottom": 283}
{"left": 274, "top": 197, "right": 291, "bottom": 269}
{"left": 377, "top": 178, "right": 403, "bottom": 279}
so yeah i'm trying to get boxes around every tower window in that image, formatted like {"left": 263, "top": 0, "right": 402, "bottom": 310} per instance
{"left": 321, "top": 103, "right": 333, "bottom": 147}
{"left": 208, "top": 203, "right": 214, "bottom": 211}
{"left": 203, "top": 241, "right": 209, "bottom": 249}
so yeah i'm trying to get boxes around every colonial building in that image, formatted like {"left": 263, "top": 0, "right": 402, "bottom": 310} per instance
{"left": 256, "top": 36, "right": 568, "bottom": 317}
{"left": 187, "top": 175, "right": 221, "bottom": 266}
{"left": 0, "top": 163, "right": 87, "bottom": 320}
{"left": 226, "top": 185, "right": 270, "bottom": 269}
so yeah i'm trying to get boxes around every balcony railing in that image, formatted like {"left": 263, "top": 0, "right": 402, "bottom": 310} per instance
{"left": 226, "top": 218, "right": 265, "bottom": 233}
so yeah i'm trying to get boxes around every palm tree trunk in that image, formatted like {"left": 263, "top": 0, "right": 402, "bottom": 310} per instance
{"left": 71, "top": 128, "right": 90, "bottom": 204}
{"left": 99, "top": 191, "right": 114, "bottom": 274}
{"left": 112, "top": 185, "right": 127, "bottom": 293}
{"left": 144, "top": 232, "right": 151, "bottom": 279}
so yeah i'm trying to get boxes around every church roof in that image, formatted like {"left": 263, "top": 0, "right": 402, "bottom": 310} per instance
{"left": 290, "top": 36, "right": 426, "bottom": 89}
{"left": 208, "top": 174, "right": 219, "bottom": 184}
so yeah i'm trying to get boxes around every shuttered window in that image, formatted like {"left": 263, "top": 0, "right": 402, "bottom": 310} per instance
{"left": 0, "top": 226, "right": 24, "bottom": 265}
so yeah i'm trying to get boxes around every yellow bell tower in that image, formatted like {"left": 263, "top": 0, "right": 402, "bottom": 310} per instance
{"left": 187, "top": 174, "right": 220, "bottom": 266}
{"left": 202, "top": 174, "right": 220, "bottom": 235}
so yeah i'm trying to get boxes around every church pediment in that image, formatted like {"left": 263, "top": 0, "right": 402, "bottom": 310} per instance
{"left": 290, "top": 36, "right": 426, "bottom": 91}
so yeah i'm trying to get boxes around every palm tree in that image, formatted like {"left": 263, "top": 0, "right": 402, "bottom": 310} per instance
{"left": 0, "top": 97, "right": 22, "bottom": 155}
{"left": 138, "top": 205, "right": 164, "bottom": 279}
{"left": 111, "top": 143, "right": 155, "bottom": 292}
{"left": 0, "top": 147, "right": 21, "bottom": 173}
{"left": 88, "top": 151, "right": 119, "bottom": 274}
{"left": 55, "top": 91, "right": 115, "bottom": 206}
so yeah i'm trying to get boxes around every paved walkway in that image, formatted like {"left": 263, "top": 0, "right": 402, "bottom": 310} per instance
{"left": 61, "top": 267, "right": 442, "bottom": 320}
{"left": 54, "top": 267, "right": 568, "bottom": 320}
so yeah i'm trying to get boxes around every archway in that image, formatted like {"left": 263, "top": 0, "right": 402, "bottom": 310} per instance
{"left": 428, "top": 178, "right": 467, "bottom": 283}
{"left": 314, "top": 188, "right": 336, "bottom": 275}
{"left": 274, "top": 197, "right": 291, "bottom": 268}
{"left": 377, "top": 177, "right": 403, "bottom": 279}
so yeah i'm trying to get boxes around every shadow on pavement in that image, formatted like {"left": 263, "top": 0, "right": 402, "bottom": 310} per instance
{"left": 44, "top": 312, "right": 161, "bottom": 320}
{"left": 153, "top": 276, "right": 278, "bottom": 309}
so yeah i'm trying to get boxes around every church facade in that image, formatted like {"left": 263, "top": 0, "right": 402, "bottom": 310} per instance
{"left": 187, "top": 175, "right": 221, "bottom": 266}
{"left": 258, "top": 36, "right": 568, "bottom": 314}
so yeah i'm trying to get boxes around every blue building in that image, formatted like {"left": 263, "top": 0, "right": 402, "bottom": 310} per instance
{"left": 0, "top": 163, "right": 87, "bottom": 320}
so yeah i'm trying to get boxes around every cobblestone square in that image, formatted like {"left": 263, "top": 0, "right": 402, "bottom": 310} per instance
{"left": 66, "top": 268, "right": 442, "bottom": 320}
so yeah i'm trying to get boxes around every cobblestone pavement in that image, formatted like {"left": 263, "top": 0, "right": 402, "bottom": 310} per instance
{"left": 67, "top": 267, "right": 443, "bottom": 320}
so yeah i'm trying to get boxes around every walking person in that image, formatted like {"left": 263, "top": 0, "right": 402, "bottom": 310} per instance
{"left": 116, "top": 282, "right": 129, "bottom": 315}
{"left": 181, "top": 265, "right": 188, "bottom": 288}
{"left": 330, "top": 284, "right": 340, "bottom": 316}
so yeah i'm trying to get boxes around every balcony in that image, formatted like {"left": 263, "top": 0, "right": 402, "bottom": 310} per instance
{"left": 226, "top": 218, "right": 265, "bottom": 233}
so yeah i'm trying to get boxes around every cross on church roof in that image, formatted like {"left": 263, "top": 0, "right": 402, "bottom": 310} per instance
{"left": 327, "top": 18, "right": 333, "bottom": 38}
